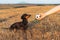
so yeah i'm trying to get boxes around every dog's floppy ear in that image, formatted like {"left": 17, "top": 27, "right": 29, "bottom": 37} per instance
{"left": 21, "top": 14, "right": 28, "bottom": 19}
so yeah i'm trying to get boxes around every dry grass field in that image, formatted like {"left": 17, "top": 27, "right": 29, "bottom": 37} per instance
{"left": 0, "top": 5, "right": 60, "bottom": 40}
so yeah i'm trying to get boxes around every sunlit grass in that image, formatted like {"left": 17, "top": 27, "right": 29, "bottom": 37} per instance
{"left": 0, "top": 5, "right": 60, "bottom": 40}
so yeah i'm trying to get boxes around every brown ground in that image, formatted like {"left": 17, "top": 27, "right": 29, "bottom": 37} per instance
{"left": 0, "top": 5, "right": 60, "bottom": 40}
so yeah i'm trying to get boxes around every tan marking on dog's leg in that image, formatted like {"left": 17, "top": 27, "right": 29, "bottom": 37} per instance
{"left": 14, "top": 29, "right": 17, "bottom": 32}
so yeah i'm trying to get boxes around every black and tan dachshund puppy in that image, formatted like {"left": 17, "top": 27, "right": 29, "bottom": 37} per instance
{"left": 10, "top": 14, "right": 31, "bottom": 32}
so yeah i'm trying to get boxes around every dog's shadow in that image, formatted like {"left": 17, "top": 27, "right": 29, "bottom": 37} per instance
{"left": 1, "top": 27, "right": 9, "bottom": 29}
{"left": 1, "top": 27, "right": 10, "bottom": 31}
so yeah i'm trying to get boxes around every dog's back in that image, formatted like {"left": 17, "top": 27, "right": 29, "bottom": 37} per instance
{"left": 10, "top": 22, "right": 22, "bottom": 29}
{"left": 10, "top": 22, "right": 28, "bottom": 30}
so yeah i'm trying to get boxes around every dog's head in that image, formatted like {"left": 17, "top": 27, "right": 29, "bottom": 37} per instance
{"left": 21, "top": 14, "right": 31, "bottom": 19}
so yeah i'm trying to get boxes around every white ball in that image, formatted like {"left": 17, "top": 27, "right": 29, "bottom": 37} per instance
{"left": 35, "top": 14, "right": 41, "bottom": 19}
